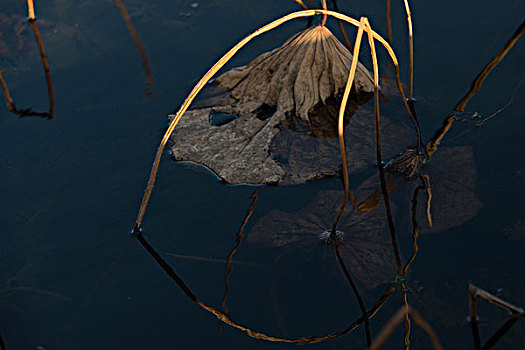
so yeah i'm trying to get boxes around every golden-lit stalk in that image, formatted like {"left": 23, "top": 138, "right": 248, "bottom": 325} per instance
{"left": 403, "top": 0, "right": 414, "bottom": 100}
{"left": 133, "top": 9, "right": 405, "bottom": 234}
{"left": 294, "top": 0, "right": 308, "bottom": 10}
{"left": 27, "top": 0, "right": 35, "bottom": 19}
{"left": 330, "top": 17, "right": 366, "bottom": 234}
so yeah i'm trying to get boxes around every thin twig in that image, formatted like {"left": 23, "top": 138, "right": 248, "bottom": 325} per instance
{"left": 222, "top": 188, "right": 261, "bottom": 314}
{"left": 470, "top": 284, "right": 525, "bottom": 316}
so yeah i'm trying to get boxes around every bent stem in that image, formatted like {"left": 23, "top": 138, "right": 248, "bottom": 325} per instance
{"left": 1, "top": 0, "right": 55, "bottom": 119}
{"left": 136, "top": 231, "right": 394, "bottom": 344}
{"left": 132, "top": 9, "right": 412, "bottom": 236}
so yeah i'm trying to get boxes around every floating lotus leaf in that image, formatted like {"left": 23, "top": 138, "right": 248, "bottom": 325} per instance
{"left": 247, "top": 178, "right": 398, "bottom": 289}
{"left": 169, "top": 25, "right": 399, "bottom": 185}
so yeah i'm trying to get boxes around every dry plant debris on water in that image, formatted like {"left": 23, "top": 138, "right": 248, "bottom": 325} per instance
{"left": 170, "top": 24, "right": 375, "bottom": 185}
{"left": 132, "top": 9, "right": 407, "bottom": 235}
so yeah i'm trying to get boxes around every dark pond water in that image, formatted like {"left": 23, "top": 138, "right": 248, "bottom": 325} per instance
{"left": 1, "top": 0, "right": 525, "bottom": 349}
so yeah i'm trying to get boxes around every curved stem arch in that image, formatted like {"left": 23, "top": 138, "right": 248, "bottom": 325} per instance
{"left": 133, "top": 9, "right": 407, "bottom": 233}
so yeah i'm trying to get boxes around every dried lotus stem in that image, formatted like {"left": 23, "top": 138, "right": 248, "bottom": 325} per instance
{"left": 30, "top": 19, "right": 55, "bottom": 119}
{"left": 331, "top": 0, "right": 354, "bottom": 51}
{"left": 321, "top": 0, "right": 328, "bottom": 26}
{"left": 403, "top": 0, "right": 414, "bottom": 101}
{"left": 294, "top": 0, "right": 308, "bottom": 10}
{"left": 426, "top": 20, "right": 525, "bottom": 159}
{"left": 0, "top": 71, "right": 15, "bottom": 113}
{"left": 362, "top": 18, "right": 403, "bottom": 273}
{"left": 136, "top": 231, "right": 395, "bottom": 344}
{"left": 330, "top": 17, "right": 365, "bottom": 235}
{"left": 114, "top": 0, "right": 154, "bottom": 96}
{"left": 1, "top": 0, "right": 55, "bottom": 118}
{"left": 27, "top": 0, "right": 35, "bottom": 20}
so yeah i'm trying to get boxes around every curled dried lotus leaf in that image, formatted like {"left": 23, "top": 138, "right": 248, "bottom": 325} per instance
{"left": 215, "top": 25, "right": 374, "bottom": 122}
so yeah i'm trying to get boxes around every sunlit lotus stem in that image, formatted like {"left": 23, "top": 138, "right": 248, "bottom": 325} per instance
{"left": 402, "top": 0, "right": 414, "bottom": 100}
{"left": 27, "top": 0, "right": 35, "bottom": 20}
{"left": 132, "top": 9, "right": 407, "bottom": 235}
{"left": 295, "top": 0, "right": 308, "bottom": 10}
{"left": 331, "top": 18, "right": 365, "bottom": 234}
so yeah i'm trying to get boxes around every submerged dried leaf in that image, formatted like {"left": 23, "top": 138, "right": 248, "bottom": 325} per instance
{"left": 170, "top": 102, "right": 412, "bottom": 185}
{"left": 247, "top": 178, "right": 398, "bottom": 289}
{"left": 215, "top": 25, "right": 374, "bottom": 122}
